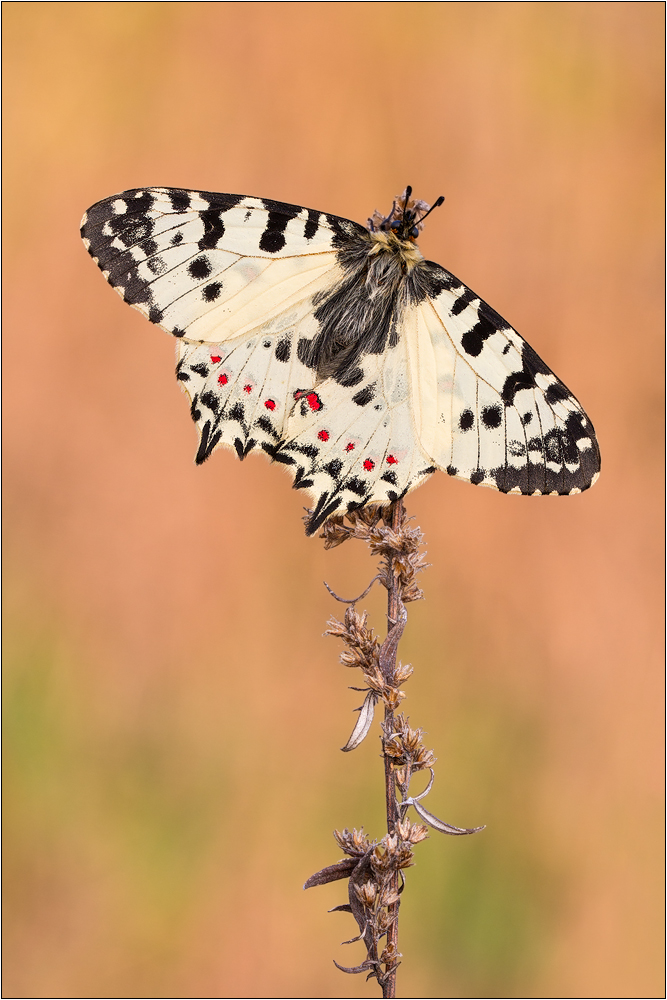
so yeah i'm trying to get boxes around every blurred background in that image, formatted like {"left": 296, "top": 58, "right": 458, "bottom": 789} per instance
{"left": 3, "top": 3, "right": 663, "bottom": 997}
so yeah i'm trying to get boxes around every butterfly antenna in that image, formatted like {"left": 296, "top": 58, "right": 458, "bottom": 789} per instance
{"left": 417, "top": 195, "right": 445, "bottom": 226}
{"left": 402, "top": 185, "right": 413, "bottom": 219}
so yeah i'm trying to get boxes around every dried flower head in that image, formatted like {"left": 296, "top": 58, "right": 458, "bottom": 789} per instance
{"left": 334, "top": 827, "right": 373, "bottom": 858}
{"left": 382, "top": 714, "right": 437, "bottom": 771}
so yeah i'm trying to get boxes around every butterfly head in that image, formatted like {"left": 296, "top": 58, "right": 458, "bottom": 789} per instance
{"left": 367, "top": 186, "right": 445, "bottom": 244}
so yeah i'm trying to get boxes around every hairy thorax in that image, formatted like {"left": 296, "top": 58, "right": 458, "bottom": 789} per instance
{"left": 367, "top": 229, "right": 424, "bottom": 273}
{"left": 301, "top": 229, "right": 428, "bottom": 383}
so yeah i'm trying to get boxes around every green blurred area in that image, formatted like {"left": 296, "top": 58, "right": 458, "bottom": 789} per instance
{"left": 3, "top": 3, "right": 663, "bottom": 997}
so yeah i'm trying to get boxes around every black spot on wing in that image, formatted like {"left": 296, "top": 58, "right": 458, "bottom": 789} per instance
{"left": 558, "top": 428, "right": 580, "bottom": 464}
{"left": 481, "top": 404, "right": 502, "bottom": 429}
{"left": 502, "top": 341, "right": 554, "bottom": 405}
{"left": 120, "top": 190, "right": 154, "bottom": 219}
{"left": 259, "top": 204, "right": 300, "bottom": 253}
{"left": 545, "top": 380, "right": 571, "bottom": 405}
{"left": 544, "top": 428, "right": 563, "bottom": 463}
{"left": 304, "top": 493, "right": 344, "bottom": 535}
{"left": 450, "top": 286, "right": 476, "bottom": 316}
{"left": 293, "top": 470, "right": 313, "bottom": 490}
{"left": 565, "top": 410, "right": 596, "bottom": 445}
{"left": 461, "top": 311, "right": 497, "bottom": 358}
{"left": 200, "top": 390, "right": 219, "bottom": 414}
{"left": 324, "top": 459, "right": 343, "bottom": 478}
{"left": 198, "top": 210, "right": 225, "bottom": 250}
{"left": 295, "top": 443, "right": 319, "bottom": 460}
{"left": 142, "top": 238, "right": 158, "bottom": 258}
{"left": 502, "top": 370, "right": 536, "bottom": 406}
{"left": 470, "top": 469, "right": 485, "bottom": 485}
{"left": 344, "top": 477, "right": 367, "bottom": 497}
{"left": 266, "top": 446, "right": 295, "bottom": 466}
{"left": 195, "top": 422, "right": 221, "bottom": 465}
{"left": 234, "top": 438, "right": 256, "bottom": 460}
{"left": 188, "top": 256, "right": 212, "bottom": 280}
{"left": 256, "top": 416, "right": 280, "bottom": 440}
{"left": 459, "top": 409, "right": 475, "bottom": 431}
{"left": 109, "top": 217, "right": 153, "bottom": 245}
{"left": 352, "top": 384, "right": 375, "bottom": 407}
{"left": 275, "top": 338, "right": 291, "bottom": 362}
{"left": 148, "top": 306, "right": 163, "bottom": 324}
{"left": 203, "top": 281, "right": 223, "bottom": 301}
{"left": 197, "top": 192, "right": 244, "bottom": 214}
{"left": 146, "top": 255, "right": 165, "bottom": 275}
{"left": 169, "top": 191, "right": 191, "bottom": 212}
{"left": 304, "top": 209, "right": 320, "bottom": 240}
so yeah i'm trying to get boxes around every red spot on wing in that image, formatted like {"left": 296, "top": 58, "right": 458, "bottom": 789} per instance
{"left": 363, "top": 459, "right": 375, "bottom": 471}
{"left": 386, "top": 455, "right": 398, "bottom": 465}
{"left": 210, "top": 355, "right": 221, "bottom": 363}
{"left": 218, "top": 373, "right": 228, "bottom": 385}
{"left": 293, "top": 389, "right": 323, "bottom": 412}
{"left": 243, "top": 384, "right": 253, "bottom": 393}
{"left": 345, "top": 443, "right": 355, "bottom": 452}
{"left": 265, "top": 399, "right": 276, "bottom": 411}
{"left": 317, "top": 430, "right": 329, "bottom": 442}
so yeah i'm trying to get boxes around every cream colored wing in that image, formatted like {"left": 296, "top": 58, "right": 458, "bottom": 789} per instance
{"left": 407, "top": 267, "right": 600, "bottom": 495}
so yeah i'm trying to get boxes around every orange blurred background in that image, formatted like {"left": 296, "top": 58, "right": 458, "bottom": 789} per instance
{"left": 3, "top": 4, "right": 663, "bottom": 997}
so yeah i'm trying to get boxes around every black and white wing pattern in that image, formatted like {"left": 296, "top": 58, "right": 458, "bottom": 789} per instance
{"left": 81, "top": 186, "right": 600, "bottom": 534}
{"left": 406, "top": 269, "right": 600, "bottom": 496}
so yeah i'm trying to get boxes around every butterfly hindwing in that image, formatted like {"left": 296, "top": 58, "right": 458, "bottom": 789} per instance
{"left": 175, "top": 311, "right": 323, "bottom": 466}
{"left": 281, "top": 344, "right": 435, "bottom": 532}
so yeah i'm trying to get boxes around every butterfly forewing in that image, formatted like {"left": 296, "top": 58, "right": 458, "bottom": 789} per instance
{"left": 81, "top": 186, "right": 600, "bottom": 533}
{"left": 81, "top": 187, "right": 354, "bottom": 340}
{"left": 410, "top": 267, "right": 600, "bottom": 496}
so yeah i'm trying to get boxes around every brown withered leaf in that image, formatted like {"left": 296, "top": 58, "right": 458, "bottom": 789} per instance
{"left": 303, "top": 857, "right": 359, "bottom": 889}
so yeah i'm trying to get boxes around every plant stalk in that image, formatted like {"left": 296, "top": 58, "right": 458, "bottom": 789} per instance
{"left": 381, "top": 499, "right": 405, "bottom": 999}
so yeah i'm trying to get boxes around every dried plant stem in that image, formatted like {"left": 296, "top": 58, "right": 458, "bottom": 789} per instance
{"left": 305, "top": 500, "right": 483, "bottom": 998}
{"left": 381, "top": 500, "right": 405, "bottom": 999}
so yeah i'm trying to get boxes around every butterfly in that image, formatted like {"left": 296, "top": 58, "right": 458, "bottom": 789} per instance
{"left": 81, "top": 186, "right": 600, "bottom": 534}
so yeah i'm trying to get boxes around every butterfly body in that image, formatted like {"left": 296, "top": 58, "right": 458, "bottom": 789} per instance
{"left": 81, "top": 187, "right": 600, "bottom": 533}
